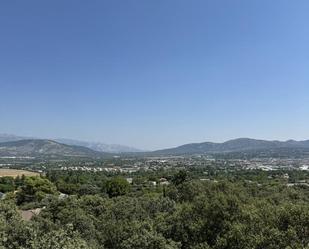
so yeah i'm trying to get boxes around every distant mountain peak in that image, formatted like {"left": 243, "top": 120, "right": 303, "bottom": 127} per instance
{"left": 54, "top": 138, "right": 144, "bottom": 153}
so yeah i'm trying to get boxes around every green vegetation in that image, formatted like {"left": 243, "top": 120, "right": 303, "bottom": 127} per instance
{"left": 0, "top": 169, "right": 308, "bottom": 249}
{"left": 16, "top": 176, "right": 57, "bottom": 205}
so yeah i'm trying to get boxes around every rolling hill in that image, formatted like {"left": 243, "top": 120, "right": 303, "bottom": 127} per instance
{"left": 2, "top": 137, "right": 309, "bottom": 158}
{"left": 0, "top": 139, "right": 105, "bottom": 158}
{"left": 0, "top": 134, "right": 143, "bottom": 153}
{"left": 152, "top": 138, "right": 309, "bottom": 155}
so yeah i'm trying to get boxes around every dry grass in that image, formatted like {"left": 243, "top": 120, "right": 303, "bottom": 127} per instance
{"left": 0, "top": 169, "right": 40, "bottom": 178}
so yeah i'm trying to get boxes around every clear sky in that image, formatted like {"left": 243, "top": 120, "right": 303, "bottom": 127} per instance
{"left": 1, "top": 0, "right": 309, "bottom": 150}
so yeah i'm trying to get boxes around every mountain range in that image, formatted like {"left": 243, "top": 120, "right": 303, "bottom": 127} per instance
{"left": 152, "top": 138, "right": 309, "bottom": 155}
{"left": 1, "top": 134, "right": 309, "bottom": 158}
{"left": 55, "top": 138, "right": 144, "bottom": 153}
{"left": 0, "top": 134, "right": 142, "bottom": 153}
{"left": 0, "top": 134, "right": 36, "bottom": 143}
{"left": 0, "top": 139, "right": 103, "bottom": 158}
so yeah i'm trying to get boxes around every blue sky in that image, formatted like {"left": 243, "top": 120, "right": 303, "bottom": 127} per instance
{"left": 1, "top": 0, "right": 309, "bottom": 150}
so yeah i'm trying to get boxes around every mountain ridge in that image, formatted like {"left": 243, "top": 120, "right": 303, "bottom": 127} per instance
{"left": 55, "top": 138, "right": 144, "bottom": 153}
{"left": 152, "top": 138, "right": 309, "bottom": 155}
{"left": 0, "top": 139, "right": 105, "bottom": 158}
{"left": 0, "top": 134, "right": 142, "bottom": 153}
{"left": 2, "top": 135, "right": 309, "bottom": 157}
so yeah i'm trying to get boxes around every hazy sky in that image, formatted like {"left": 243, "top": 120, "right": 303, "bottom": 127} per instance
{"left": 1, "top": 1, "right": 309, "bottom": 150}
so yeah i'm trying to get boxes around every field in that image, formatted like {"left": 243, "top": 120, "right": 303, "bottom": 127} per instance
{"left": 0, "top": 169, "right": 40, "bottom": 178}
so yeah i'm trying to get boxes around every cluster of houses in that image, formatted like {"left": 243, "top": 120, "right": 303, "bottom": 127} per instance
{"left": 126, "top": 177, "right": 170, "bottom": 187}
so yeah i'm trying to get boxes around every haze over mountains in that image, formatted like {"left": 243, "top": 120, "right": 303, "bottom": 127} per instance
{"left": 0, "top": 134, "right": 36, "bottom": 143}
{"left": 1, "top": 134, "right": 309, "bottom": 158}
{"left": 0, "top": 134, "right": 142, "bottom": 153}
{"left": 0, "top": 139, "right": 102, "bottom": 158}
{"left": 55, "top": 138, "right": 144, "bottom": 153}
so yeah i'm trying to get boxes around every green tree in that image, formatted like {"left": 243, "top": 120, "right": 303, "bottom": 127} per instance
{"left": 16, "top": 176, "right": 57, "bottom": 205}
{"left": 104, "top": 177, "right": 130, "bottom": 198}
{"left": 171, "top": 170, "right": 189, "bottom": 186}
{"left": 32, "top": 225, "right": 94, "bottom": 249}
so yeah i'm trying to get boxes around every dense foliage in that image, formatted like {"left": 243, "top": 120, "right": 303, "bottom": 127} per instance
{"left": 0, "top": 170, "right": 308, "bottom": 249}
